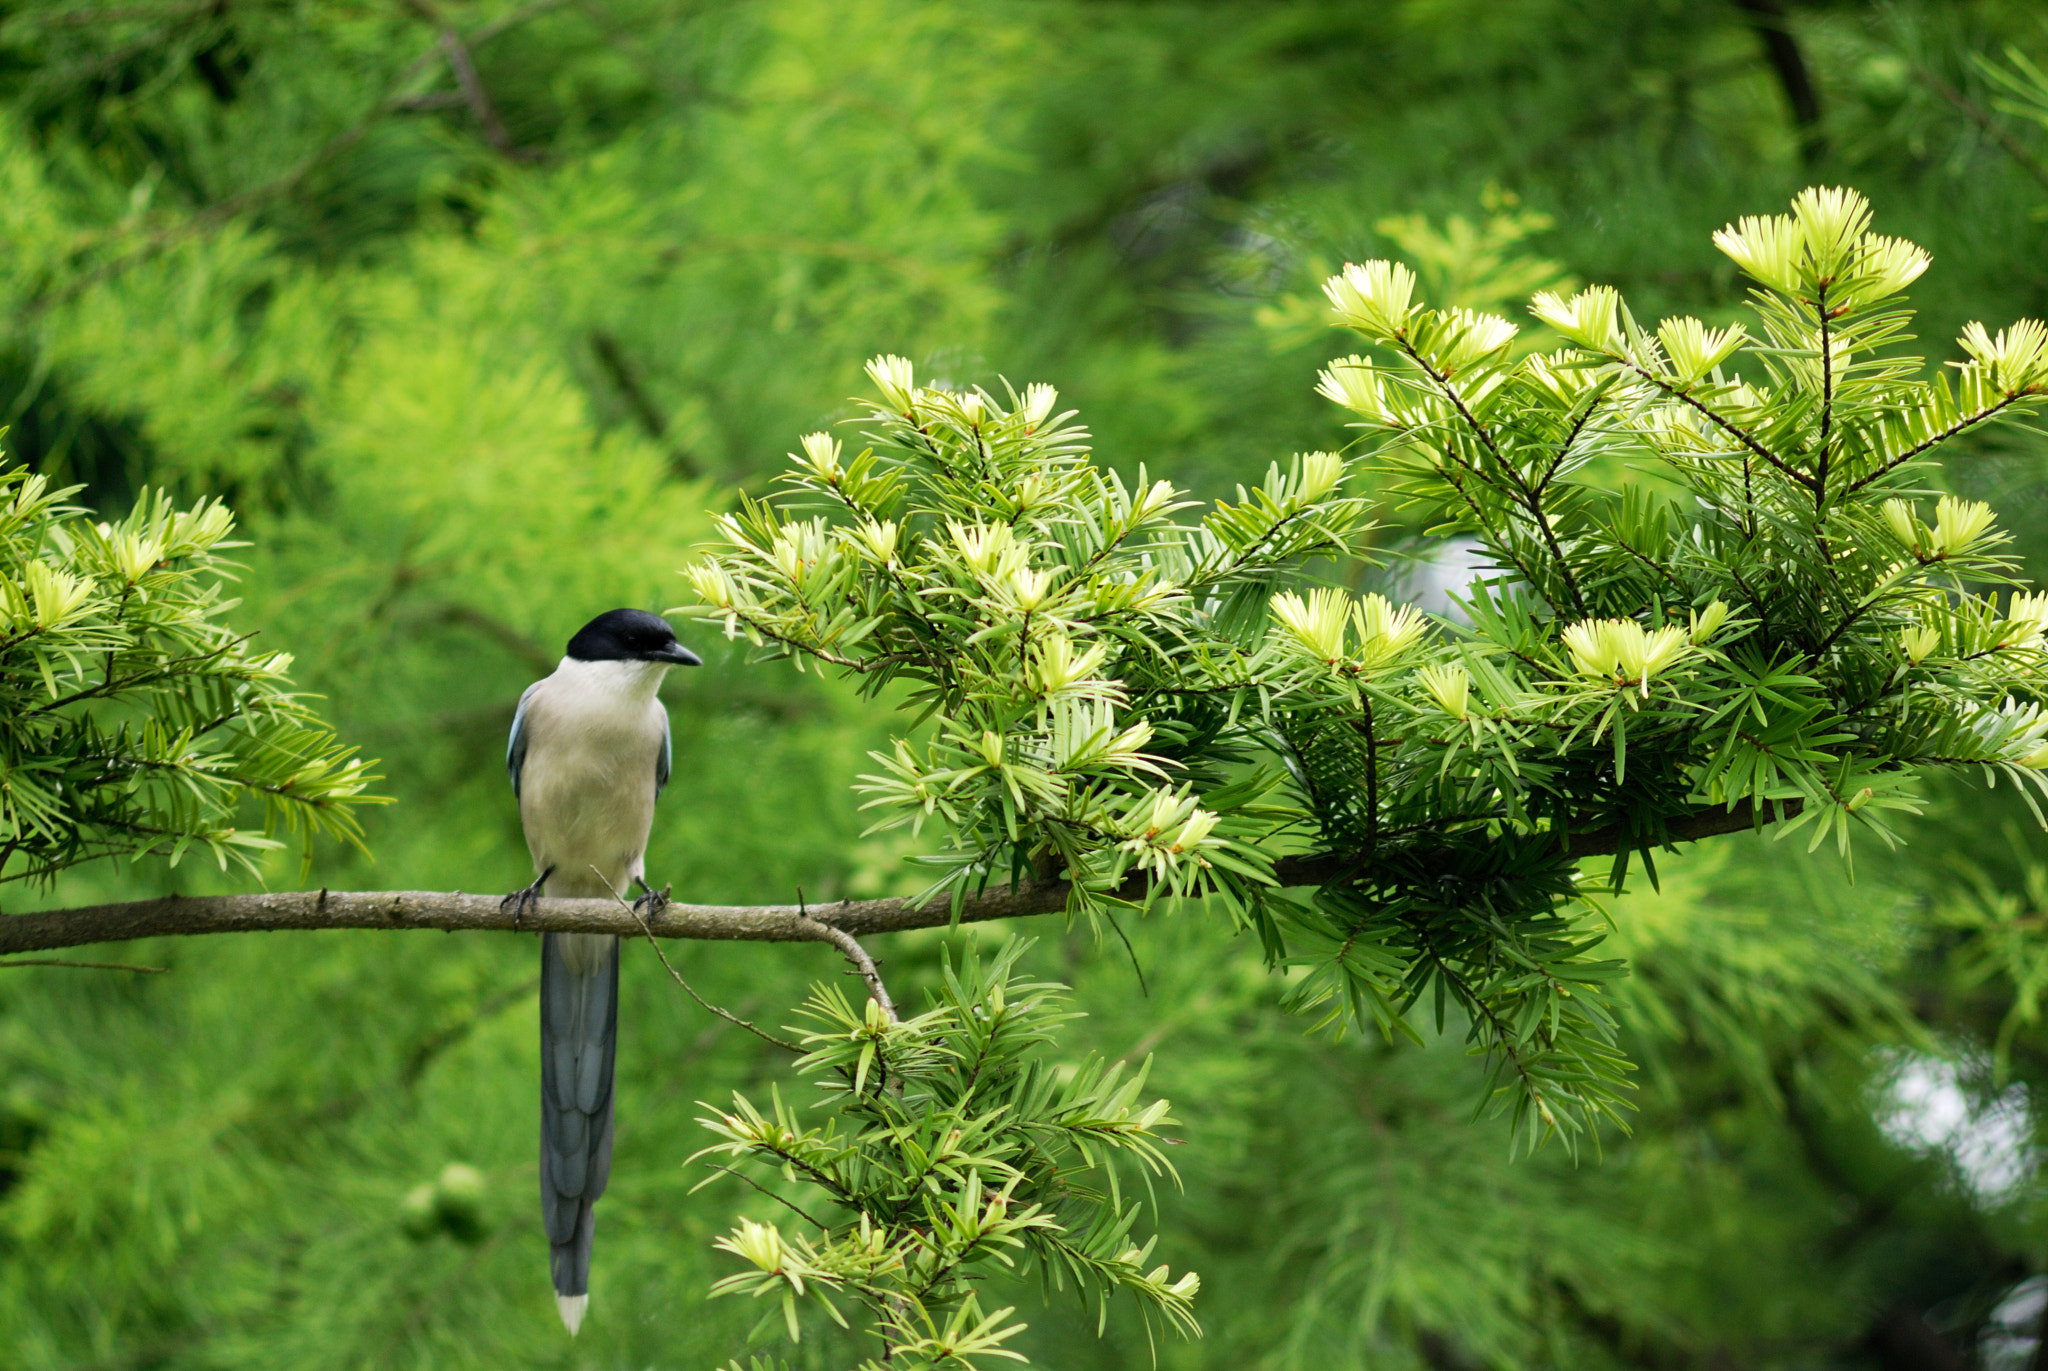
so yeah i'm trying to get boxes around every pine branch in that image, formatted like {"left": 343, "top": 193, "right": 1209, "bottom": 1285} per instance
{"left": 1617, "top": 361, "right": 1815, "bottom": 491}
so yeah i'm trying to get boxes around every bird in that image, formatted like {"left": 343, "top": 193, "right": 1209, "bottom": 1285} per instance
{"left": 502, "top": 608, "right": 701, "bottom": 1334}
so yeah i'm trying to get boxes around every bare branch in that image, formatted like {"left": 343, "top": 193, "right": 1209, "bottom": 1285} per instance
{"left": 0, "top": 802, "right": 1795, "bottom": 956}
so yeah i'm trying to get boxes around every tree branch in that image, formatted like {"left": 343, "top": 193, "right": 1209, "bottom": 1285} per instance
{"left": 1919, "top": 67, "right": 2048, "bottom": 197}
{"left": 0, "top": 802, "right": 1796, "bottom": 955}
{"left": 403, "top": 0, "right": 526, "bottom": 158}
{"left": 27, "top": 0, "right": 565, "bottom": 314}
{"left": 589, "top": 329, "right": 703, "bottom": 480}
{"left": 1729, "top": 0, "right": 1825, "bottom": 166}
{"left": 801, "top": 906, "right": 898, "bottom": 1019}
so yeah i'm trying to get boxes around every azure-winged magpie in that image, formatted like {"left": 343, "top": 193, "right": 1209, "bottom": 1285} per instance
{"left": 503, "top": 608, "right": 700, "bottom": 1333}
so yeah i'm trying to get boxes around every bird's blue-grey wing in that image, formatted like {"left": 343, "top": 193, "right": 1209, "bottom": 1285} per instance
{"left": 507, "top": 680, "right": 542, "bottom": 797}
{"left": 655, "top": 709, "right": 671, "bottom": 799}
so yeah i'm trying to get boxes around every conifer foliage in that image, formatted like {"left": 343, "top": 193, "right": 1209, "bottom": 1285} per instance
{"left": 687, "top": 188, "right": 2048, "bottom": 1178}
{"left": 697, "top": 942, "right": 1197, "bottom": 1371}
{"left": 0, "top": 469, "right": 378, "bottom": 890}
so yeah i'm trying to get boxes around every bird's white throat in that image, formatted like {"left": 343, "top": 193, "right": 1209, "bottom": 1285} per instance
{"left": 554, "top": 655, "right": 672, "bottom": 702}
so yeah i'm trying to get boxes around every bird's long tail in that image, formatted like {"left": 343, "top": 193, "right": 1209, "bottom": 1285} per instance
{"left": 540, "top": 930, "right": 620, "bottom": 1336}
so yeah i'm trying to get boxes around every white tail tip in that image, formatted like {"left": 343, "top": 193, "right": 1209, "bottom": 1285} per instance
{"left": 556, "top": 1293, "right": 588, "bottom": 1335}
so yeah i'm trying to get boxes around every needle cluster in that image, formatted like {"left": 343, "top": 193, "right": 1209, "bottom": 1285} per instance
{"left": 0, "top": 470, "right": 381, "bottom": 891}
{"left": 684, "top": 187, "right": 2048, "bottom": 1166}
{"left": 696, "top": 942, "right": 1195, "bottom": 1370}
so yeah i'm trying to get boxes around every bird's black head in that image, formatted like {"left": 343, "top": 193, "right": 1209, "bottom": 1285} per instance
{"left": 565, "top": 609, "right": 703, "bottom": 666}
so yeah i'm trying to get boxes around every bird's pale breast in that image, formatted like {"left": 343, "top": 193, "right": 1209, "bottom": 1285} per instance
{"left": 517, "top": 664, "right": 667, "bottom": 899}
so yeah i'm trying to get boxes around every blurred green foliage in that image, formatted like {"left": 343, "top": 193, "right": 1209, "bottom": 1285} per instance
{"left": 3, "top": 0, "right": 2048, "bottom": 1367}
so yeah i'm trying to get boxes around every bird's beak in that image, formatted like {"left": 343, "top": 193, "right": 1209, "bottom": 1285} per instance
{"left": 656, "top": 643, "right": 703, "bottom": 667}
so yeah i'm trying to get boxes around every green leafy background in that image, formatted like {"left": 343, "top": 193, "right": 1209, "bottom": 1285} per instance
{"left": 3, "top": 1, "right": 2048, "bottom": 1365}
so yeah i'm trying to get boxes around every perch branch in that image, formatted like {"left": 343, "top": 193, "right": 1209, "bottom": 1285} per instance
{"left": 0, "top": 801, "right": 1794, "bottom": 955}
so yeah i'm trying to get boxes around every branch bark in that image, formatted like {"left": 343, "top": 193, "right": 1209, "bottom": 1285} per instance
{"left": 0, "top": 801, "right": 1794, "bottom": 955}
{"left": 801, "top": 911, "right": 898, "bottom": 1019}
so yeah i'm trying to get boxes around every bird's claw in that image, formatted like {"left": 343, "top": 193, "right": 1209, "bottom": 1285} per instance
{"left": 500, "top": 868, "right": 553, "bottom": 931}
{"left": 632, "top": 882, "right": 672, "bottom": 919}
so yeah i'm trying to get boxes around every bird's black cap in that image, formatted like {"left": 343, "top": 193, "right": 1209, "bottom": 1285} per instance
{"left": 565, "top": 608, "right": 702, "bottom": 666}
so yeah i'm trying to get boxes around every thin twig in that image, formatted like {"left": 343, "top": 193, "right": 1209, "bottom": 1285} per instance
{"left": 1816, "top": 280, "right": 1834, "bottom": 513}
{"left": 1100, "top": 906, "right": 1149, "bottom": 998}
{"left": 401, "top": 974, "right": 539, "bottom": 1085}
{"left": 1620, "top": 361, "right": 1815, "bottom": 491}
{"left": 403, "top": 0, "right": 523, "bottom": 157}
{"left": 701, "top": 1164, "right": 834, "bottom": 1232}
{"left": 588, "top": 330, "right": 702, "bottom": 479}
{"left": 1397, "top": 337, "right": 1588, "bottom": 616}
{"left": 1839, "top": 394, "right": 2028, "bottom": 498}
{"left": 0, "top": 957, "right": 165, "bottom": 972}
{"left": 1920, "top": 68, "right": 2048, "bottom": 196}
{"left": 605, "top": 876, "right": 801, "bottom": 1053}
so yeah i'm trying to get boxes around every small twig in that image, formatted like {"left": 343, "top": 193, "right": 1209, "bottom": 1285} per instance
{"left": 684, "top": 997, "right": 755, "bottom": 1058}
{"left": 798, "top": 887, "right": 897, "bottom": 1021}
{"left": 589, "top": 330, "right": 702, "bottom": 479}
{"left": 701, "top": 1164, "right": 834, "bottom": 1232}
{"left": 0, "top": 957, "right": 165, "bottom": 973}
{"left": 1116, "top": 1017, "right": 1178, "bottom": 1066}
{"left": 401, "top": 974, "right": 539, "bottom": 1085}
{"left": 422, "top": 602, "right": 556, "bottom": 676}
{"left": 1100, "top": 907, "right": 1149, "bottom": 998}
{"left": 599, "top": 872, "right": 801, "bottom": 1053}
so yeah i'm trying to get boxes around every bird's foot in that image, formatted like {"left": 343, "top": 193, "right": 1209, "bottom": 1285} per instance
{"left": 632, "top": 880, "right": 672, "bottom": 920}
{"left": 500, "top": 867, "right": 553, "bottom": 931}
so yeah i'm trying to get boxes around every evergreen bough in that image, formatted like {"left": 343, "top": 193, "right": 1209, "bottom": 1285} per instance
{"left": 0, "top": 470, "right": 379, "bottom": 889}
{"left": 698, "top": 942, "right": 1196, "bottom": 1370}
{"left": 681, "top": 185, "right": 2048, "bottom": 1364}
{"left": 11, "top": 184, "right": 2048, "bottom": 1368}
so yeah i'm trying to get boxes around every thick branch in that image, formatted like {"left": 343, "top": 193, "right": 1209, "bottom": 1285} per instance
{"left": 0, "top": 802, "right": 1795, "bottom": 955}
